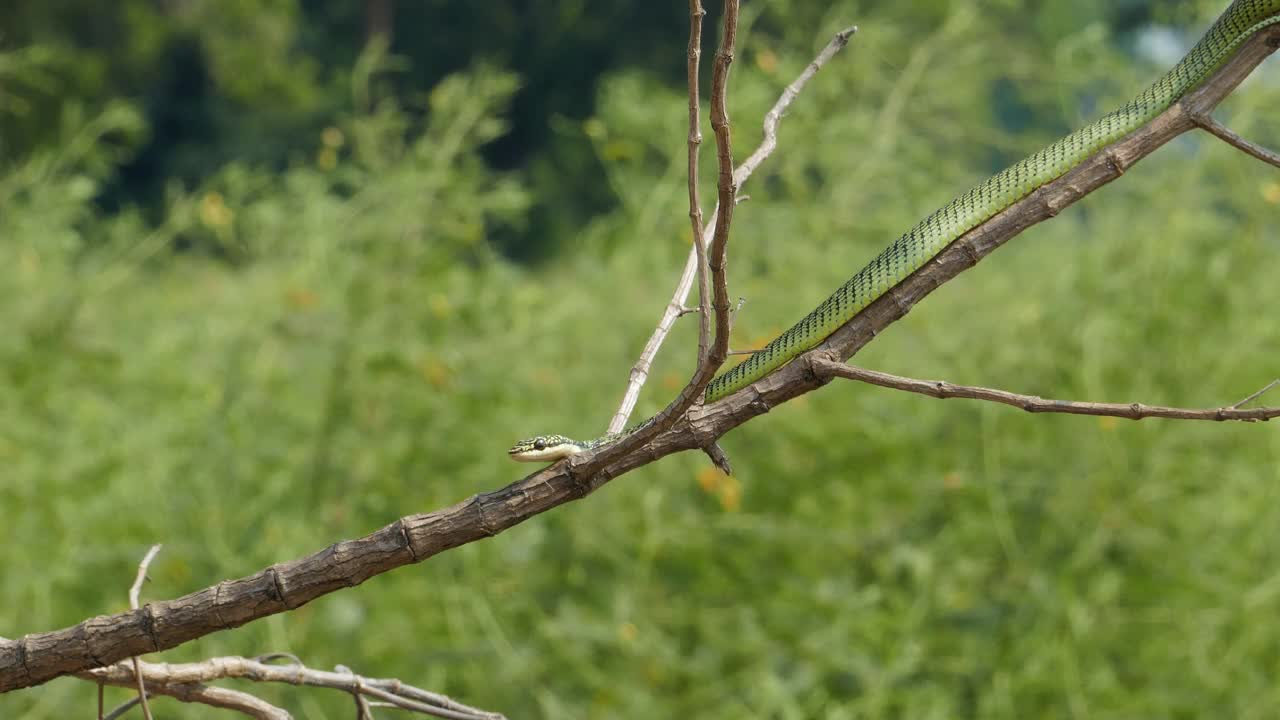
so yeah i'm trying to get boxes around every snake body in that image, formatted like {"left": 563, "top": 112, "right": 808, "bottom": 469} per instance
{"left": 510, "top": 0, "right": 1280, "bottom": 463}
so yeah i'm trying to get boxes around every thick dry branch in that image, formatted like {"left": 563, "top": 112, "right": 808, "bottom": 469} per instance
{"left": 607, "top": 24, "right": 858, "bottom": 434}
{"left": 814, "top": 360, "right": 1280, "bottom": 422}
{"left": 2, "top": 25, "right": 1276, "bottom": 695}
{"left": 84, "top": 656, "right": 504, "bottom": 720}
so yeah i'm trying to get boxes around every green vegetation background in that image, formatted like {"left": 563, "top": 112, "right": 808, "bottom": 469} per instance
{"left": 3, "top": 0, "right": 1279, "bottom": 717}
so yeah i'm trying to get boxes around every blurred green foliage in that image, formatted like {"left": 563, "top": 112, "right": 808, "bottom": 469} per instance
{"left": 2, "top": 0, "right": 1280, "bottom": 718}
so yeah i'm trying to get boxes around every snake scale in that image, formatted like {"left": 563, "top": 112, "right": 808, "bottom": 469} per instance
{"left": 510, "top": 0, "right": 1280, "bottom": 463}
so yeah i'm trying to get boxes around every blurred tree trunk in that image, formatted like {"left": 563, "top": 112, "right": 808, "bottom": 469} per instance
{"left": 366, "top": 0, "right": 393, "bottom": 44}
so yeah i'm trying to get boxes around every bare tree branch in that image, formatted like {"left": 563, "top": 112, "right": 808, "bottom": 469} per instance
{"left": 586, "top": 0, "right": 740, "bottom": 470}
{"left": 1191, "top": 111, "right": 1280, "bottom": 168}
{"left": 83, "top": 656, "right": 505, "bottom": 720}
{"left": 337, "top": 665, "right": 376, "bottom": 720}
{"left": 687, "top": 0, "right": 711, "bottom": 373}
{"left": 2, "top": 23, "right": 1277, "bottom": 697}
{"left": 607, "top": 23, "right": 858, "bottom": 434}
{"left": 703, "top": 0, "right": 739, "bottom": 376}
{"left": 813, "top": 359, "right": 1280, "bottom": 422}
{"left": 100, "top": 680, "right": 289, "bottom": 720}
{"left": 100, "top": 547, "right": 296, "bottom": 719}
{"left": 738, "top": 25, "right": 859, "bottom": 183}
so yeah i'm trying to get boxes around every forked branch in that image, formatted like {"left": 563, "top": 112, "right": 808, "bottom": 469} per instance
{"left": 586, "top": 0, "right": 740, "bottom": 465}
{"left": 608, "top": 22, "right": 858, "bottom": 434}
{"left": 3, "top": 20, "right": 1278, "bottom": 698}
{"left": 86, "top": 655, "right": 504, "bottom": 720}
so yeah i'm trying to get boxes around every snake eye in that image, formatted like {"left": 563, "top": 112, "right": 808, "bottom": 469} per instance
{"left": 533, "top": 438, "right": 546, "bottom": 450}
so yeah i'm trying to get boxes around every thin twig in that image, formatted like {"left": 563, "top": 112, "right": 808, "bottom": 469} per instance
{"left": 736, "top": 25, "right": 859, "bottom": 186}
{"left": 687, "top": 0, "right": 711, "bottom": 373}
{"left": 128, "top": 544, "right": 162, "bottom": 720}
{"left": 83, "top": 656, "right": 505, "bottom": 720}
{"left": 1233, "top": 378, "right": 1280, "bottom": 408}
{"left": 136, "top": 683, "right": 287, "bottom": 719}
{"left": 814, "top": 359, "right": 1280, "bottom": 422}
{"left": 704, "top": 0, "right": 740, "bottom": 375}
{"left": 128, "top": 545, "right": 162, "bottom": 611}
{"left": 102, "top": 697, "right": 141, "bottom": 720}
{"left": 338, "top": 665, "right": 375, "bottom": 720}
{"left": 1191, "top": 112, "right": 1280, "bottom": 168}
{"left": 359, "top": 685, "right": 489, "bottom": 720}
{"left": 101, "top": 684, "right": 289, "bottom": 720}
{"left": 606, "top": 24, "right": 859, "bottom": 434}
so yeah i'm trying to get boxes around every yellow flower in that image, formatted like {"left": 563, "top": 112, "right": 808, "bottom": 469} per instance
{"left": 321, "top": 126, "right": 345, "bottom": 148}
{"left": 755, "top": 48, "right": 778, "bottom": 74}
{"left": 317, "top": 147, "right": 338, "bottom": 171}
{"left": 286, "top": 288, "right": 318, "bottom": 309}
{"left": 428, "top": 293, "right": 451, "bottom": 319}
{"left": 1262, "top": 181, "right": 1280, "bottom": 204}
{"left": 696, "top": 466, "right": 723, "bottom": 493}
{"left": 199, "top": 192, "right": 233, "bottom": 228}
{"left": 718, "top": 474, "right": 742, "bottom": 512}
{"left": 698, "top": 467, "right": 741, "bottom": 511}
{"left": 420, "top": 358, "right": 452, "bottom": 388}
{"left": 582, "top": 117, "right": 606, "bottom": 139}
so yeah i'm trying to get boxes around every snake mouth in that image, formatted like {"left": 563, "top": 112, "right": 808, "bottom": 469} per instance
{"left": 507, "top": 443, "right": 583, "bottom": 463}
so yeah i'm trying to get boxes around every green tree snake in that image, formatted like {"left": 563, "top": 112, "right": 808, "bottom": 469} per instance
{"left": 510, "top": 0, "right": 1280, "bottom": 463}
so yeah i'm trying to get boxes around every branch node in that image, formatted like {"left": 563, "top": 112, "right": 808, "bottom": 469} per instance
{"left": 471, "top": 496, "right": 498, "bottom": 538}
{"left": 267, "top": 566, "right": 288, "bottom": 607}
{"left": 1103, "top": 149, "right": 1128, "bottom": 176}
{"left": 396, "top": 519, "right": 421, "bottom": 563}
{"left": 887, "top": 287, "right": 913, "bottom": 317}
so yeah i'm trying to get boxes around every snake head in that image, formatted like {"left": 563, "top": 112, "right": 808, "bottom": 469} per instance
{"left": 507, "top": 434, "right": 585, "bottom": 463}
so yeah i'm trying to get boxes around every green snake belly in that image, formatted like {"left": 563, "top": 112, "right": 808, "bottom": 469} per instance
{"left": 704, "top": 0, "right": 1280, "bottom": 403}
